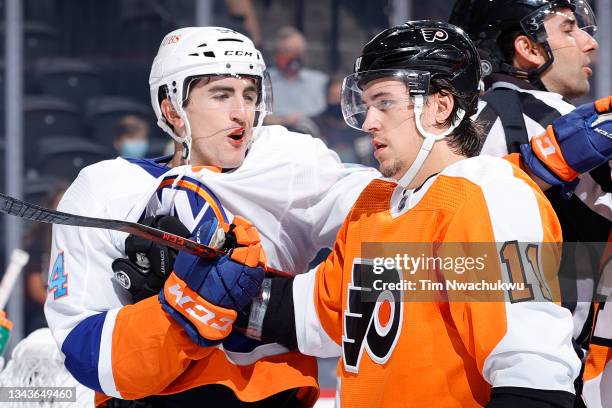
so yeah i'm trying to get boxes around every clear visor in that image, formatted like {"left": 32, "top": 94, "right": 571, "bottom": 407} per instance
{"left": 521, "top": 0, "right": 597, "bottom": 44}
{"left": 341, "top": 69, "right": 430, "bottom": 131}
{"left": 183, "top": 71, "right": 273, "bottom": 115}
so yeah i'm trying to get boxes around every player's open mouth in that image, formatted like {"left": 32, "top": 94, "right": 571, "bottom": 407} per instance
{"left": 228, "top": 128, "right": 246, "bottom": 145}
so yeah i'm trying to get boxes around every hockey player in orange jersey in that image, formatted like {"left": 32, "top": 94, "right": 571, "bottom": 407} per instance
{"left": 231, "top": 20, "right": 593, "bottom": 407}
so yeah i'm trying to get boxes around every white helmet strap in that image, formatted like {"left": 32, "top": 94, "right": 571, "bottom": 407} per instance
{"left": 397, "top": 95, "right": 466, "bottom": 188}
{"left": 157, "top": 90, "right": 194, "bottom": 163}
{"left": 175, "top": 102, "right": 193, "bottom": 163}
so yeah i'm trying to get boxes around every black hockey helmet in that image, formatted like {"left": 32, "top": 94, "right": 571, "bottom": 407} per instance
{"left": 341, "top": 20, "right": 483, "bottom": 187}
{"left": 342, "top": 20, "right": 481, "bottom": 130}
{"left": 449, "top": 0, "right": 597, "bottom": 84}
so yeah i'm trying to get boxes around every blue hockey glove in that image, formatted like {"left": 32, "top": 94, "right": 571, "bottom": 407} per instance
{"left": 520, "top": 96, "right": 612, "bottom": 189}
{"left": 159, "top": 216, "right": 265, "bottom": 347}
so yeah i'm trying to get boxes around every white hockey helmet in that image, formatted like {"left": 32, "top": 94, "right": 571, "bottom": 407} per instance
{"left": 149, "top": 27, "right": 272, "bottom": 161}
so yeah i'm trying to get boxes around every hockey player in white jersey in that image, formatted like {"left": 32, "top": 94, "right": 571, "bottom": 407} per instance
{"left": 44, "top": 26, "right": 378, "bottom": 407}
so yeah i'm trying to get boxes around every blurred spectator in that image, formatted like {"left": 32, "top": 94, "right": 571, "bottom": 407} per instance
{"left": 312, "top": 73, "right": 375, "bottom": 166}
{"left": 113, "top": 115, "right": 150, "bottom": 159}
{"left": 265, "top": 26, "right": 328, "bottom": 130}
{"left": 214, "top": 0, "right": 262, "bottom": 46}
{"left": 22, "top": 182, "right": 68, "bottom": 335}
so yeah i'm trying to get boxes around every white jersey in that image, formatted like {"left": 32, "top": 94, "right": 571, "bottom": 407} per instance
{"left": 44, "top": 125, "right": 378, "bottom": 401}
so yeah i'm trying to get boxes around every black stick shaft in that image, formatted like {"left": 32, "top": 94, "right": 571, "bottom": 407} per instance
{"left": 0, "top": 193, "right": 290, "bottom": 277}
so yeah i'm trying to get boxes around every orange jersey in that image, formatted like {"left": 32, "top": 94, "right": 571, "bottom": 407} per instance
{"left": 292, "top": 156, "right": 581, "bottom": 407}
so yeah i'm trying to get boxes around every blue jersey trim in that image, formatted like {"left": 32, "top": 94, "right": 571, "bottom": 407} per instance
{"left": 61, "top": 312, "right": 107, "bottom": 393}
{"left": 126, "top": 155, "right": 172, "bottom": 178}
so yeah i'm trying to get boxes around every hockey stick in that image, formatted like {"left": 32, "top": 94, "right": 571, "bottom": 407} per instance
{"left": 0, "top": 193, "right": 290, "bottom": 278}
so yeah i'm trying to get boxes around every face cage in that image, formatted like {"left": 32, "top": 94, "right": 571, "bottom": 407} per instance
{"left": 181, "top": 71, "right": 274, "bottom": 123}
{"left": 520, "top": 0, "right": 597, "bottom": 44}
{"left": 341, "top": 69, "right": 431, "bottom": 131}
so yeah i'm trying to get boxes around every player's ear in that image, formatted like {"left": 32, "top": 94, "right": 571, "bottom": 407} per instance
{"left": 433, "top": 91, "right": 454, "bottom": 126}
{"left": 161, "top": 99, "right": 184, "bottom": 130}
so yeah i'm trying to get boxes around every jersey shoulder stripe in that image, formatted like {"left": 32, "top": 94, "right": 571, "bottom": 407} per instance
{"left": 126, "top": 156, "right": 173, "bottom": 178}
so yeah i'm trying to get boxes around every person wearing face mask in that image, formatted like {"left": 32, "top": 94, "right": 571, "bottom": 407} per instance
{"left": 113, "top": 115, "right": 150, "bottom": 159}
{"left": 264, "top": 26, "right": 328, "bottom": 130}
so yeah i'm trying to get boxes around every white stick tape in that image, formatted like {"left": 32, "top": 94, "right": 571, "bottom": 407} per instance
{"left": 0, "top": 249, "right": 30, "bottom": 310}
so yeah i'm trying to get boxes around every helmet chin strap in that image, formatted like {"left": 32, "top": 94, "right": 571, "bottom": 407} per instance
{"left": 397, "top": 95, "right": 465, "bottom": 188}
{"left": 160, "top": 94, "right": 193, "bottom": 164}
{"left": 179, "top": 113, "right": 193, "bottom": 164}
{"left": 500, "top": 42, "right": 554, "bottom": 92}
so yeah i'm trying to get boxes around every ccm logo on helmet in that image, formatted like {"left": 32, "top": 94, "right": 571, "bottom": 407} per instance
{"left": 225, "top": 50, "right": 254, "bottom": 56}
{"left": 421, "top": 28, "right": 449, "bottom": 43}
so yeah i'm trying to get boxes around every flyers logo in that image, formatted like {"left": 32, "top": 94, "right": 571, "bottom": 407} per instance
{"left": 421, "top": 29, "right": 448, "bottom": 43}
{"left": 342, "top": 259, "right": 403, "bottom": 373}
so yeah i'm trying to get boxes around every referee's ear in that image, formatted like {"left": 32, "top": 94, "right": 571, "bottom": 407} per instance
{"left": 513, "top": 34, "right": 547, "bottom": 70}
